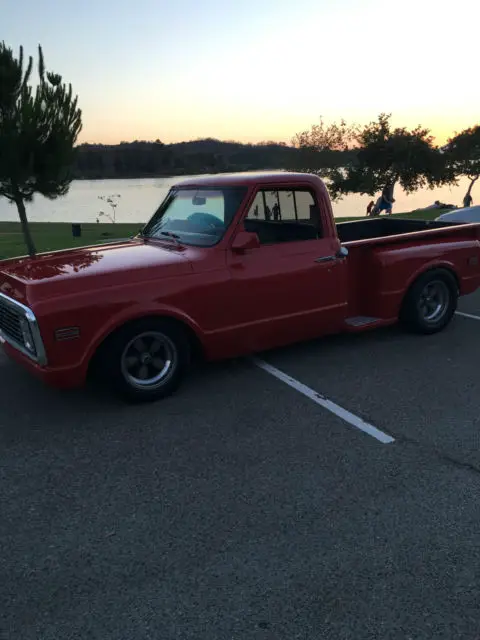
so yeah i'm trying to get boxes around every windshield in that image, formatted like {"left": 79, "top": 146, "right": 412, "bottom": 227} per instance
{"left": 142, "top": 186, "right": 248, "bottom": 246}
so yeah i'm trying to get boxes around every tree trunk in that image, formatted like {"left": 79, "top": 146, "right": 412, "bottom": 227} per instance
{"left": 14, "top": 195, "right": 36, "bottom": 257}
{"left": 381, "top": 181, "right": 394, "bottom": 198}
{"left": 466, "top": 175, "right": 478, "bottom": 199}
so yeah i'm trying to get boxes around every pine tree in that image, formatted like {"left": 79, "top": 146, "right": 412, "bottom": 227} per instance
{"left": 0, "top": 42, "right": 82, "bottom": 256}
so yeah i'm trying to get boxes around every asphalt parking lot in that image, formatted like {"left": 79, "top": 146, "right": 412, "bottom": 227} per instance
{"left": 2, "top": 292, "right": 480, "bottom": 640}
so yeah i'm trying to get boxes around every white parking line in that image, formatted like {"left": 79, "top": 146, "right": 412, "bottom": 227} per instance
{"left": 253, "top": 358, "right": 395, "bottom": 444}
{"left": 456, "top": 311, "right": 480, "bottom": 322}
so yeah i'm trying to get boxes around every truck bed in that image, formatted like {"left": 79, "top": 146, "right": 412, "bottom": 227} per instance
{"left": 336, "top": 216, "right": 480, "bottom": 324}
{"left": 335, "top": 217, "right": 458, "bottom": 244}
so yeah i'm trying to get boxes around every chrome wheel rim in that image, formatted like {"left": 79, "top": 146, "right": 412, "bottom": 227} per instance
{"left": 120, "top": 331, "right": 177, "bottom": 389}
{"left": 418, "top": 280, "right": 450, "bottom": 323}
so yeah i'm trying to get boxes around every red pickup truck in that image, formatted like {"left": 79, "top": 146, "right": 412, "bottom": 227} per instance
{"left": 1, "top": 172, "right": 480, "bottom": 402}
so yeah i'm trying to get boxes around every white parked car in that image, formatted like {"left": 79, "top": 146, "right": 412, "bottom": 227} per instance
{"left": 436, "top": 205, "right": 480, "bottom": 223}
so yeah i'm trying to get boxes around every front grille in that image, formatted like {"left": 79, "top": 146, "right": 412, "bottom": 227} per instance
{"left": 0, "top": 293, "right": 45, "bottom": 364}
{"left": 0, "top": 302, "right": 24, "bottom": 346}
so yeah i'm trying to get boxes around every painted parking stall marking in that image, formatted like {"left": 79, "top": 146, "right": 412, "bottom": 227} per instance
{"left": 253, "top": 358, "right": 395, "bottom": 444}
{"left": 456, "top": 311, "right": 480, "bottom": 321}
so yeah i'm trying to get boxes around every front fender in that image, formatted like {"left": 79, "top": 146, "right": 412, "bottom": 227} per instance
{"left": 83, "top": 302, "right": 206, "bottom": 365}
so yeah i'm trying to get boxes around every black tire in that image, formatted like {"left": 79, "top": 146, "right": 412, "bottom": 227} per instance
{"left": 400, "top": 268, "right": 458, "bottom": 334}
{"left": 101, "top": 318, "right": 190, "bottom": 403}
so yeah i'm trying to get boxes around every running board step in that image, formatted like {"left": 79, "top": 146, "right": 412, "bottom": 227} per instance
{"left": 345, "top": 316, "right": 382, "bottom": 328}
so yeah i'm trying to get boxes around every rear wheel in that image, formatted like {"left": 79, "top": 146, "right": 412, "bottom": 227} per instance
{"left": 400, "top": 269, "right": 458, "bottom": 334}
{"left": 102, "top": 318, "right": 190, "bottom": 403}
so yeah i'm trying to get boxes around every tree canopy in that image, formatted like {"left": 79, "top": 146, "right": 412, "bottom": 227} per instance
{"left": 294, "top": 114, "right": 456, "bottom": 202}
{"left": 291, "top": 116, "right": 358, "bottom": 152}
{"left": 0, "top": 42, "right": 82, "bottom": 255}
{"left": 325, "top": 114, "right": 454, "bottom": 201}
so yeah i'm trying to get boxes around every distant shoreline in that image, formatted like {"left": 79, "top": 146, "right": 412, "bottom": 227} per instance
{"left": 72, "top": 139, "right": 349, "bottom": 182}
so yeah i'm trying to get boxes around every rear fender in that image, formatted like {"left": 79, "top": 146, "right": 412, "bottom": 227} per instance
{"left": 369, "top": 251, "right": 460, "bottom": 319}
{"left": 403, "top": 260, "right": 459, "bottom": 294}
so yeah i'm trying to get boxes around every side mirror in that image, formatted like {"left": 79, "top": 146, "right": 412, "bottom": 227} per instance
{"left": 231, "top": 231, "right": 260, "bottom": 253}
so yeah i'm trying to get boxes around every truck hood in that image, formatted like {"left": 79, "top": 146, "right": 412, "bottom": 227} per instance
{"left": 0, "top": 239, "right": 193, "bottom": 303}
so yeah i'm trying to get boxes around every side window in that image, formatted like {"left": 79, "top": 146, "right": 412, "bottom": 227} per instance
{"left": 245, "top": 188, "right": 322, "bottom": 244}
{"left": 247, "top": 192, "right": 265, "bottom": 220}
{"left": 278, "top": 191, "right": 297, "bottom": 220}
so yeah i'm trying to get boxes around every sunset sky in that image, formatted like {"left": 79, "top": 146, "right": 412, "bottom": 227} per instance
{"left": 3, "top": 0, "right": 479, "bottom": 145}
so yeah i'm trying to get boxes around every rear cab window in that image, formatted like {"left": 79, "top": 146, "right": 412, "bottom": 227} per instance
{"left": 244, "top": 188, "right": 323, "bottom": 245}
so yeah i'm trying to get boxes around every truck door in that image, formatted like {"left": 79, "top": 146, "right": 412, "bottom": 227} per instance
{"left": 226, "top": 186, "right": 349, "bottom": 352}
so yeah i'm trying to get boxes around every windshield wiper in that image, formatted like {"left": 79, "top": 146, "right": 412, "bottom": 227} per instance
{"left": 158, "top": 231, "right": 183, "bottom": 245}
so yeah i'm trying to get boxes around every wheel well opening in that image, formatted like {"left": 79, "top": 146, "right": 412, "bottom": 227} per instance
{"left": 400, "top": 266, "right": 459, "bottom": 316}
{"left": 87, "top": 315, "right": 205, "bottom": 380}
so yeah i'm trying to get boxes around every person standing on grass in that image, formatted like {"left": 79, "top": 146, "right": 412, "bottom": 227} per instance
{"left": 376, "top": 183, "right": 395, "bottom": 215}
{"left": 272, "top": 202, "right": 281, "bottom": 221}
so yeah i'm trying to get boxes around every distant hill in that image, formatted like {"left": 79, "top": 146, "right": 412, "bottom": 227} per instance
{"left": 73, "top": 138, "right": 353, "bottom": 179}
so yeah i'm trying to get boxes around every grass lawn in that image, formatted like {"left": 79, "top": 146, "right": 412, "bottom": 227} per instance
{"left": 0, "top": 221, "right": 143, "bottom": 260}
{"left": 0, "top": 207, "right": 450, "bottom": 260}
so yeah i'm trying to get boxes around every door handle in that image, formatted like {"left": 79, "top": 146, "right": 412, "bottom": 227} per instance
{"left": 314, "top": 255, "right": 336, "bottom": 263}
{"left": 314, "top": 246, "right": 349, "bottom": 263}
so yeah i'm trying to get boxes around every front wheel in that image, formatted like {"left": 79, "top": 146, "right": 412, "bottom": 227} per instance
{"left": 103, "top": 318, "right": 190, "bottom": 403}
{"left": 400, "top": 269, "right": 458, "bottom": 334}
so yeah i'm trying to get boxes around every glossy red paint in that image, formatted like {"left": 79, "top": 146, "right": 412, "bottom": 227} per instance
{"left": 1, "top": 171, "right": 480, "bottom": 389}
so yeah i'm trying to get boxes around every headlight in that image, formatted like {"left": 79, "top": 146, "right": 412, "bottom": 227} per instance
{"left": 19, "top": 316, "right": 36, "bottom": 354}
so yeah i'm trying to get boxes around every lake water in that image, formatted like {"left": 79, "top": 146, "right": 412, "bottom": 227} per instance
{"left": 0, "top": 174, "right": 473, "bottom": 224}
